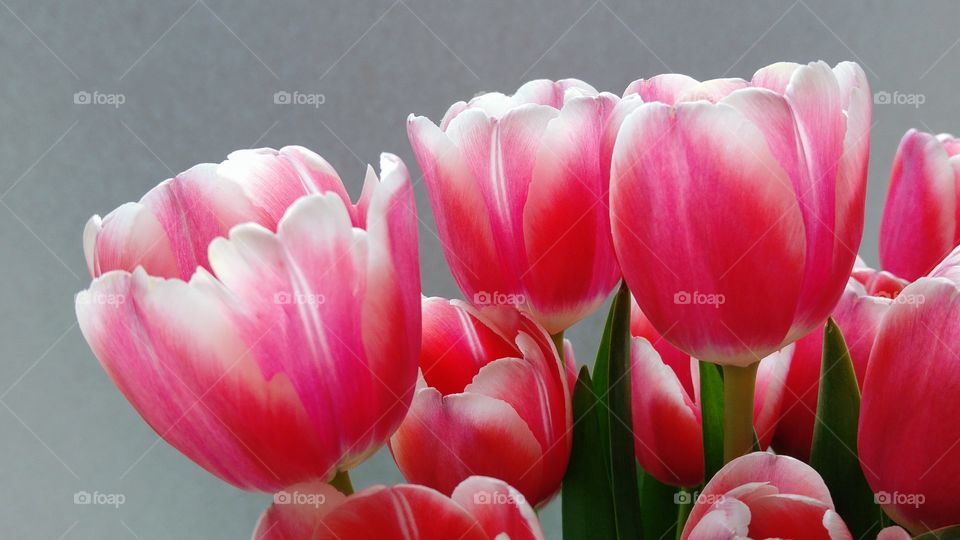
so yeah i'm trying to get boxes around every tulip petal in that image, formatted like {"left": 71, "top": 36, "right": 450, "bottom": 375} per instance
{"left": 451, "top": 476, "right": 545, "bottom": 540}
{"left": 747, "top": 494, "right": 851, "bottom": 540}
{"left": 611, "top": 101, "right": 806, "bottom": 364}
{"left": 624, "top": 73, "right": 700, "bottom": 104}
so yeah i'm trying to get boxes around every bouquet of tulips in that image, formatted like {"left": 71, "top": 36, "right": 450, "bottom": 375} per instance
{"left": 76, "top": 61, "right": 960, "bottom": 539}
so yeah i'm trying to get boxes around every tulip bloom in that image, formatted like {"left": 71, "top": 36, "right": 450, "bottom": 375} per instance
{"left": 681, "top": 452, "right": 853, "bottom": 540}
{"left": 390, "top": 297, "right": 571, "bottom": 507}
{"left": 609, "top": 61, "right": 870, "bottom": 460}
{"left": 609, "top": 61, "right": 871, "bottom": 366}
{"left": 771, "top": 263, "right": 897, "bottom": 461}
{"left": 76, "top": 148, "right": 421, "bottom": 491}
{"left": 407, "top": 79, "right": 621, "bottom": 335}
{"left": 630, "top": 299, "right": 792, "bottom": 486}
{"left": 254, "top": 476, "right": 544, "bottom": 540}
{"left": 859, "top": 247, "right": 960, "bottom": 533}
{"left": 879, "top": 129, "right": 960, "bottom": 282}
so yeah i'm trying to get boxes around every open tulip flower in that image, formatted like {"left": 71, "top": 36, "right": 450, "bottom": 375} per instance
{"left": 630, "top": 298, "right": 792, "bottom": 487}
{"left": 879, "top": 129, "right": 960, "bottom": 282}
{"left": 609, "top": 60, "right": 871, "bottom": 366}
{"left": 407, "top": 79, "right": 621, "bottom": 335}
{"left": 389, "top": 297, "right": 572, "bottom": 507}
{"left": 75, "top": 148, "right": 421, "bottom": 491}
{"left": 859, "top": 246, "right": 960, "bottom": 533}
{"left": 254, "top": 476, "right": 544, "bottom": 540}
{"left": 608, "top": 60, "right": 871, "bottom": 461}
{"left": 680, "top": 452, "right": 853, "bottom": 540}
{"left": 769, "top": 260, "right": 898, "bottom": 461}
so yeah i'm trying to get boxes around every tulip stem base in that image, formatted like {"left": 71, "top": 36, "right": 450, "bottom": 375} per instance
{"left": 550, "top": 331, "right": 565, "bottom": 364}
{"left": 330, "top": 469, "right": 354, "bottom": 495}
{"left": 722, "top": 363, "right": 759, "bottom": 463}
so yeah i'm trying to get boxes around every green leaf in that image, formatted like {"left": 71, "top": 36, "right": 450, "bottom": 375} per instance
{"left": 640, "top": 469, "right": 679, "bottom": 540}
{"left": 913, "top": 525, "right": 960, "bottom": 539}
{"left": 699, "top": 361, "right": 724, "bottom": 481}
{"left": 604, "top": 282, "right": 643, "bottom": 539}
{"left": 562, "top": 367, "right": 617, "bottom": 540}
{"left": 810, "top": 318, "right": 884, "bottom": 538}
{"left": 591, "top": 295, "right": 617, "bottom": 484}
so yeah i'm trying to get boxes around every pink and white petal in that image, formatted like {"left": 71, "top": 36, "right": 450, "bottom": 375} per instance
{"left": 312, "top": 484, "right": 489, "bottom": 540}
{"left": 753, "top": 344, "right": 793, "bottom": 450}
{"left": 451, "top": 476, "right": 545, "bottom": 540}
{"left": 512, "top": 78, "right": 598, "bottom": 108}
{"left": 522, "top": 94, "right": 621, "bottom": 333}
{"left": 630, "top": 337, "right": 703, "bottom": 487}
{"left": 751, "top": 62, "right": 802, "bottom": 94}
{"left": 611, "top": 102, "right": 806, "bottom": 365}
{"left": 408, "top": 114, "right": 514, "bottom": 299}
{"left": 879, "top": 130, "right": 958, "bottom": 281}
{"left": 600, "top": 95, "right": 645, "bottom": 181}
{"left": 253, "top": 481, "right": 347, "bottom": 540}
{"left": 76, "top": 269, "right": 331, "bottom": 491}
{"left": 684, "top": 498, "right": 751, "bottom": 540}
{"left": 684, "top": 452, "right": 835, "bottom": 538}
{"left": 630, "top": 297, "right": 696, "bottom": 396}
{"left": 420, "top": 297, "right": 517, "bottom": 395}
{"left": 747, "top": 494, "right": 851, "bottom": 540}
{"left": 859, "top": 277, "right": 960, "bottom": 532}
{"left": 390, "top": 387, "right": 546, "bottom": 504}
{"left": 86, "top": 204, "right": 178, "bottom": 278}
{"left": 623, "top": 74, "right": 700, "bottom": 104}
{"left": 675, "top": 78, "right": 750, "bottom": 103}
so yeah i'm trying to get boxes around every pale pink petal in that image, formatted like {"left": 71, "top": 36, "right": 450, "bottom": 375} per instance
{"left": 86, "top": 204, "right": 178, "bottom": 278}
{"left": 751, "top": 62, "right": 802, "bottom": 93}
{"left": 877, "top": 526, "right": 912, "bottom": 540}
{"left": 623, "top": 73, "right": 700, "bottom": 104}
{"left": 686, "top": 498, "right": 751, "bottom": 540}
{"left": 675, "top": 78, "right": 750, "bottom": 103}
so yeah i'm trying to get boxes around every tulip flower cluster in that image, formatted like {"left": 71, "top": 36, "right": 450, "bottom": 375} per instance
{"left": 75, "top": 61, "right": 960, "bottom": 539}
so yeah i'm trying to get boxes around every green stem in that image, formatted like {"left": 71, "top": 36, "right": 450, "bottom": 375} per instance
{"left": 330, "top": 469, "right": 354, "bottom": 495}
{"left": 722, "top": 363, "right": 759, "bottom": 463}
{"left": 676, "top": 488, "right": 694, "bottom": 540}
{"left": 550, "top": 330, "right": 565, "bottom": 364}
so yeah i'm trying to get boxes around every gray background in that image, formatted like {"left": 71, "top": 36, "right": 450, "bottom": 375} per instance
{"left": 0, "top": 0, "right": 956, "bottom": 538}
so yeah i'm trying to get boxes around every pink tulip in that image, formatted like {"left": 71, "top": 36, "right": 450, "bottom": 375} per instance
{"left": 630, "top": 299, "right": 792, "bottom": 486}
{"left": 407, "top": 79, "right": 621, "bottom": 334}
{"left": 859, "top": 246, "right": 960, "bottom": 533}
{"left": 771, "top": 264, "right": 895, "bottom": 461}
{"left": 681, "top": 452, "right": 853, "bottom": 540}
{"left": 389, "top": 297, "right": 571, "bottom": 507}
{"left": 879, "top": 129, "right": 960, "bottom": 282}
{"left": 254, "top": 476, "right": 544, "bottom": 540}
{"left": 75, "top": 149, "right": 421, "bottom": 491}
{"left": 609, "top": 61, "right": 871, "bottom": 365}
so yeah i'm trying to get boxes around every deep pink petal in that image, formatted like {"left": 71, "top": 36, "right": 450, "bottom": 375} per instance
{"left": 451, "top": 476, "right": 545, "bottom": 540}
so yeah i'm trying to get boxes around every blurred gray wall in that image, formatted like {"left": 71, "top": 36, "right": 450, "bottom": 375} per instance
{"left": 0, "top": 0, "right": 956, "bottom": 537}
